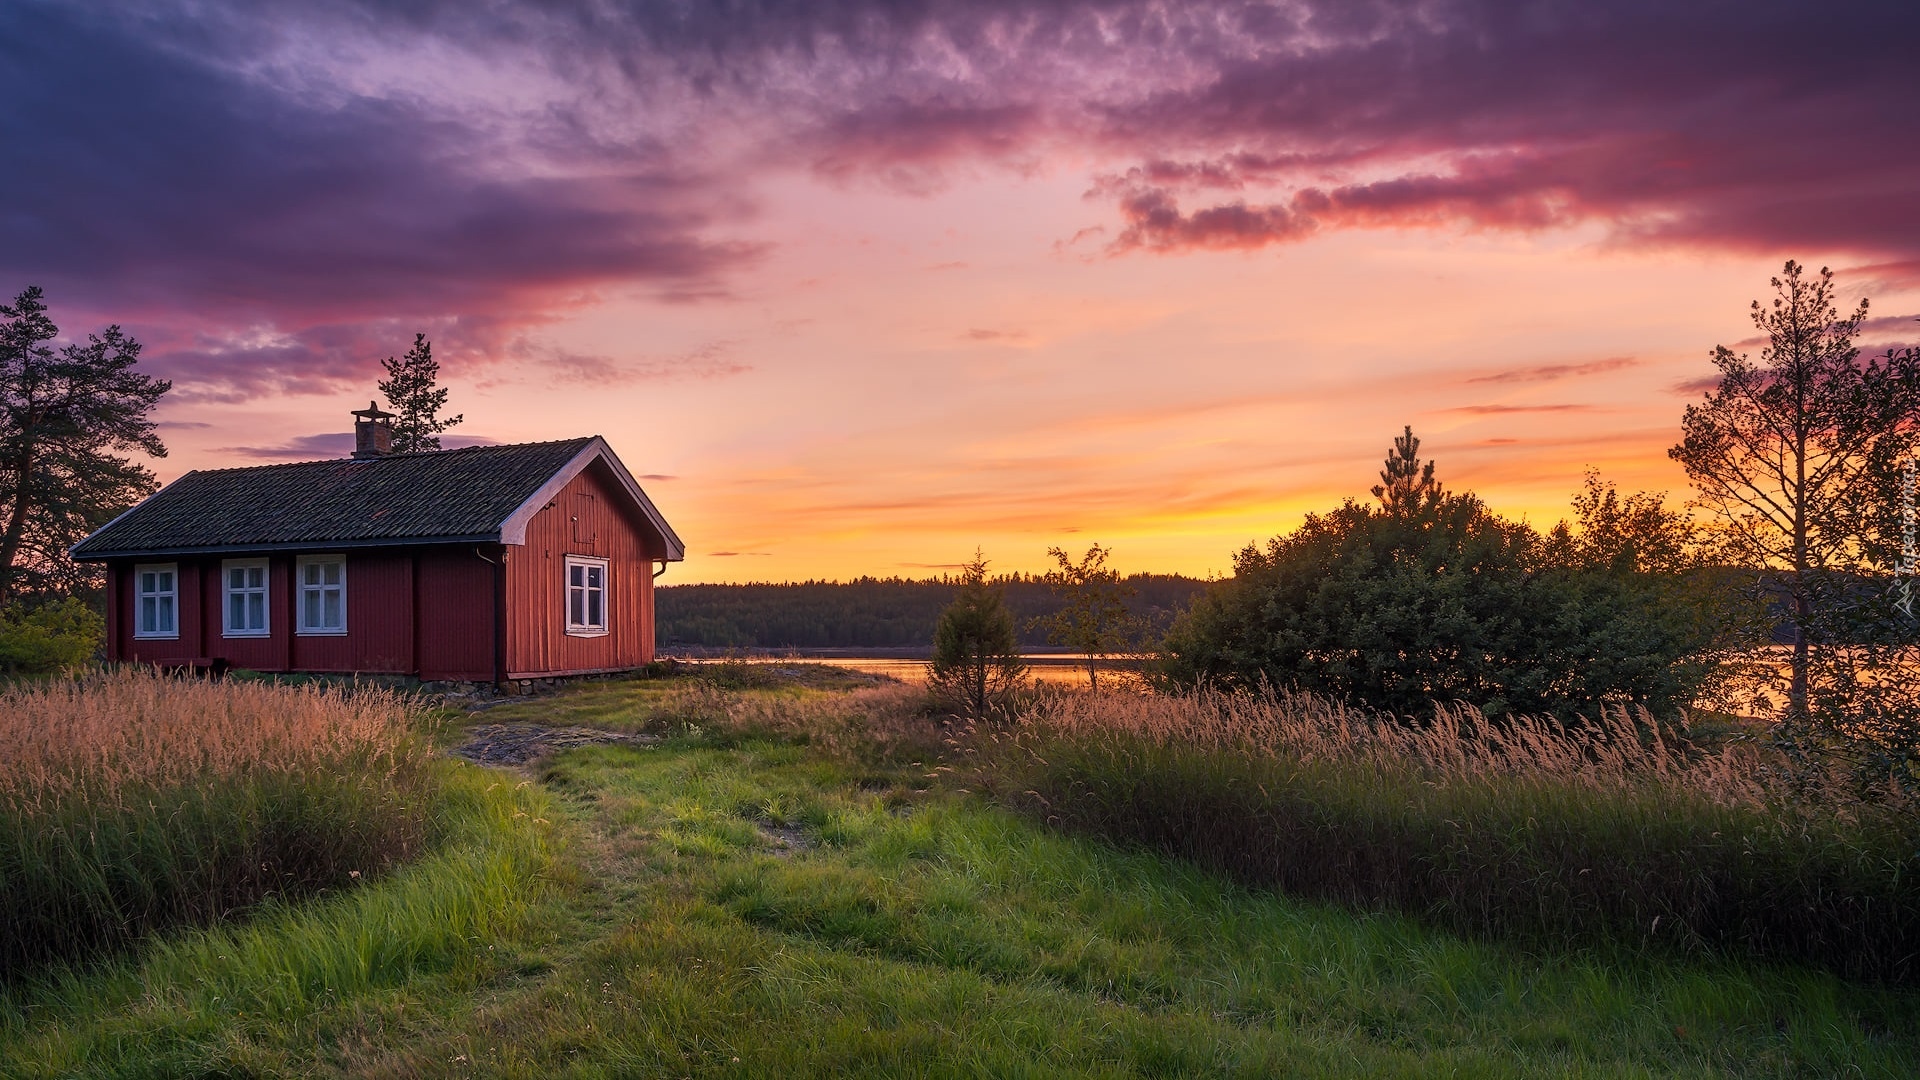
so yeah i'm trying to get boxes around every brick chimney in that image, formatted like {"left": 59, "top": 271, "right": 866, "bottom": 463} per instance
{"left": 351, "top": 401, "right": 396, "bottom": 458}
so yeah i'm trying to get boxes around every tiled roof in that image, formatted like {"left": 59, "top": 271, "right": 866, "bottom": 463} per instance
{"left": 73, "top": 438, "right": 600, "bottom": 558}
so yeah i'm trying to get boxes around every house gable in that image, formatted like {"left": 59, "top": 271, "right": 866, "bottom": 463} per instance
{"left": 498, "top": 437, "right": 684, "bottom": 560}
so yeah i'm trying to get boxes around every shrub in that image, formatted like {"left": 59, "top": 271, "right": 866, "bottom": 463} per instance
{"left": 1162, "top": 494, "right": 1719, "bottom": 722}
{"left": 928, "top": 552, "right": 1026, "bottom": 718}
{"left": 0, "top": 670, "right": 436, "bottom": 975}
{"left": 0, "top": 598, "right": 102, "bottom": 674}
{"left": 984, "top": 687, "right": 1920, "bottom": 983}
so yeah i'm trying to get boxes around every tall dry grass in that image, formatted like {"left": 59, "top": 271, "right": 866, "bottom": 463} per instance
{"left": 982, "top": 687, "right": 1920, "bottom": 983}
{"left": 648, "top": 678, "right": 946, "bottom": 765}
{"left": 1, "top": 670, "right": 437, "bottom": 976}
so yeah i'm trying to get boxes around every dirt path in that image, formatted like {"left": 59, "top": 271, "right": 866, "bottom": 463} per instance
{"left": 450, "top": 722, "right": 658, "bottom": 768}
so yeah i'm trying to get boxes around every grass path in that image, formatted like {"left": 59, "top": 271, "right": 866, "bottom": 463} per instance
{"left": 3, "top": 698, "right": 1916, "bottom": 1076}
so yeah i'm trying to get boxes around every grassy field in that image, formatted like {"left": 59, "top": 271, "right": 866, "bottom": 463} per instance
{"left": 2, "top": 669, "right": 1916, "bottom": 1077}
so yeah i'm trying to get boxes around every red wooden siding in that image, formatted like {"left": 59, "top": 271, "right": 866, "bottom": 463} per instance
{"left": 417, "top": 548, "right": 500, "bottom": 681}
{"left": 109, "top": 547, "right": 499, "bottom": 680}
{"left": 504, "top": 462, "right": 659, "bottom": 677}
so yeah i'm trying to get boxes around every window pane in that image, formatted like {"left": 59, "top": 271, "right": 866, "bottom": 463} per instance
{"left": 158, "top": 571, "right": 173, "bottom": 592}
{"left": 304, "top": 591, "right": 320, "bottom": 627}
{"left": 304, "top": 563, "right": 320, "bottom": 586}
{"left": 251, "top": 593, "right": 266, "bottom": 629}
{"left": 587, "top": 590, "right": 602, "bottom": 628}
{"left": 587, "top": 566, "right": 603, "bottom": 590}
{"left": 140, "top": 572, "right": 155, "bottom": 594}
{"left": 249, "top": 567, "right": 264, "bottom": 589}
{"left": 229, "top": 568, "right": 245, "bottom": 589}
{"left": 570, "top": 564, "right": 583, "bottom": 588}
{"left": 229, "top": 593, "right": 245, "bottom": 628}
{"left": 323, "top": 590, "right": 341, "bottom": 628}
{"left": 324, "top": 562, "right": 342, "bottom": 585}
{"left": 140, "top": 597, "right": 156, "bottom": 633}
{"left": 158, "top": 596, "right": 175, "bottom": 632}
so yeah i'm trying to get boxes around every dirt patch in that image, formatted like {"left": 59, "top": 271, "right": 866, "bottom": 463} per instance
{"left": 757, "top": 822, "right": 814, "bottom": 856}
{"left": 452, "top": 722, "right": 658, "bottom": 768}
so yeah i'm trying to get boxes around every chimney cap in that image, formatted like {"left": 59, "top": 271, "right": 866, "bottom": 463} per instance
{"left": 352, "top": 400, "right": 396, "bottom": 421}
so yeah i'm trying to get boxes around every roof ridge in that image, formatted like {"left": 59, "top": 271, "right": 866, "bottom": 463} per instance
{"left": 181, "top": 436, "right": 596, "bottom": 475}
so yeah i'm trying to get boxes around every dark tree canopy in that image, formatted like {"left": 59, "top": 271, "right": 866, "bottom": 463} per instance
{"left": 0, "top": 287, "right": 168, "bottom": 601}
{"left": 1165, "top": 441, "right": 1719, "bottom": 723}
{"left": 378, "top": 333, "right": 462, "bottom": 453}
{"left": 656, "top": 574, "right": 1206, "bottom": 648}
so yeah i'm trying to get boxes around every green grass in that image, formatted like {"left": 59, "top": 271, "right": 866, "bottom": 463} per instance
{"left": 3, "top": 683, "right": 1913, "bottom": 1077}
{"left": 0, "top": 763, "right": 557, "bottom": 1077}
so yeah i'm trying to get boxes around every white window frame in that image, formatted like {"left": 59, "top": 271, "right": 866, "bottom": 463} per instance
{"left": 222, "top": 558, "right": 270, "bottom": 638}
{"left": 133, "top": 562, "right": 179, "bottom": 640}
{"left": 565, "top": 555, "right": 609, "bottom": 637}
{"left": 296, "top": 555, "right": 348, "bottom": 636}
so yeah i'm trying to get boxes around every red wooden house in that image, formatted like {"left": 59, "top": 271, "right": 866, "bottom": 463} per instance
{"left": 71, "top": 409, "right": 684, "bottom": 684}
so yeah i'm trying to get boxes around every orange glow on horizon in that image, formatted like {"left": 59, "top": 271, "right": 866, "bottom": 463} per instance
{"left": 148, "top": 173, "right": 1918, "bottom": 584}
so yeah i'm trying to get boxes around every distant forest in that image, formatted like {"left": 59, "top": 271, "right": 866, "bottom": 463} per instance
{"left": 657, "top": 574, "right": 1211, "bottom": 649}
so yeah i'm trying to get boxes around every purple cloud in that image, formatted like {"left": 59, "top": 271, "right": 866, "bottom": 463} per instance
{"left": 6, "top": 0, "right": 1917, "bottom": 406}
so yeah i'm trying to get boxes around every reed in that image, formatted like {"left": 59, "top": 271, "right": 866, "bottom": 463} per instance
{"left": 982, "top": 687, "right": 1920, "bottom": 983}
{"left": 0, "top": 669, "right": 437, "bottom": 975}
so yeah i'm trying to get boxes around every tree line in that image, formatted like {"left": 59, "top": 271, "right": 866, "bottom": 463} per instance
{"left": 658, "top": 572, "right": 1208, "bottom": 649}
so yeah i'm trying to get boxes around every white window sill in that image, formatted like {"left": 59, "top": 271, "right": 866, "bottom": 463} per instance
{"left": 296, "top": 629, "right": 348, "bottom": 637}
{"left": 223, "top": 630, "right": 270, "bottom": 639}
{"left": 133, "top": 633, "right": 180, "bottom": 641}
{"left": 565, "top": 628, "right": 609, "bottom": 638}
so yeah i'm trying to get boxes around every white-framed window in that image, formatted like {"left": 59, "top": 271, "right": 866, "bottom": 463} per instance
{"left": 133, "top": 563, "right": 178, "bottom": 639}
{"left": 297, "top": 555, "right": 347, "bottom": 635}
{"left": 565, "top": 556, "right": 608, "bottom": 636}
{"left": 222, "top": 558, "right": 270, "bottom": 637}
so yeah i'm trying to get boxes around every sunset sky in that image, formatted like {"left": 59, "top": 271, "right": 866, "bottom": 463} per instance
{"left": 6, "top": 0, "right": 1918, "bottom": 582}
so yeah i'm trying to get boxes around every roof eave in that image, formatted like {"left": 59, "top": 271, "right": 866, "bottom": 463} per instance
{"left": 70, "top": 533, "right": 505, "bottom": 562}
{"left": 68, "top": 471, "right": 202, "bottom": 561}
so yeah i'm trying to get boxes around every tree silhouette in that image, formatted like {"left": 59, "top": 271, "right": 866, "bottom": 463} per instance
{"left": 378, "top": 333, "right": 462, "bottom": 452}
{"left": 1669, "top": 261, "right": 1920, "bottom": 788}
{"left": 1037, "top": 543, "right": 1137, "bottom": 689}
{"left": 1371, "top": 425, "right": 1443, "bottom": 517}
{"left": 0, "top": 286, "right": 168, "bottom": 601}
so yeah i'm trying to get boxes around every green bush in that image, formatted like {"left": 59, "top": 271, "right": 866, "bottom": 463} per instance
{"left": 1162, "top": 494, "right": 1718, "bottom": 722}
{"left": 928, "top": 553, "right": 1026, "bottom": 717}
{"left": 0, "top": 598, "right": 101, "bottom": 674}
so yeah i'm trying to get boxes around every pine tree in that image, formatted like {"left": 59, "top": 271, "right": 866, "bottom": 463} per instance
{"left": 1670, "top": 261, "right": 1920, "bottom": 789}
{"left": 0, "top": 286, "right": 168, "bottom": 601}
{"left": 928, "top": 550, "right": 1026, "bottom": 717}
{"left": 378, "top": 333, "right": 462, "bottom": 452}
{"left": 1371, "top": 425, "right": 1443, "bottom": 517}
